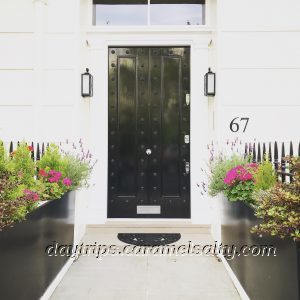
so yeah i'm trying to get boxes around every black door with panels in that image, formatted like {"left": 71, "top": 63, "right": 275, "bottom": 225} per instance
{"left": 108, "top": 47, "right": 190, "bottom": 218}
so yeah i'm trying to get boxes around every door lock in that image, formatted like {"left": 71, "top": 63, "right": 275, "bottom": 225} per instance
{"left": 185, "top": 161, "right": 190, "bottom": 174}
{"left": 146, "top": 149, "right": 152, "bottom": 155}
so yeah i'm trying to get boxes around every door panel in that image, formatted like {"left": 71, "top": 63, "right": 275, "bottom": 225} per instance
{"left": 108, "top": 47, "right": 190, "bottom": 218}
{"left": 162, "top": 56, "right": 181, "bottom": 197}
{"left": 117, "top": 57, "right": 137, "bottom": 196}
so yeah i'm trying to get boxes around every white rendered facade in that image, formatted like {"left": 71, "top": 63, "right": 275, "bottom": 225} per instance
{"left": 0, "top": 0, "right": 299, "bottom": 224}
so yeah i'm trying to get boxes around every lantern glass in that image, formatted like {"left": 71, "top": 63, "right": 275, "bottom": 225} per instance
{"left": 81, "top": 68, "right": 93, "bottom": 97}
{"left": 204, "top": 68, "right": 215, "bottom": 96}
{"left": 207, "top": 73, "right": 215, "bottom": 94}
{"left": 82, "top": 75, "right": 90, "bottom": 95}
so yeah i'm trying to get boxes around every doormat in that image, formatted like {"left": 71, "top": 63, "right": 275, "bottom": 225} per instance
{"left": 117, "top": 233, "right": 181, "bottom": 246}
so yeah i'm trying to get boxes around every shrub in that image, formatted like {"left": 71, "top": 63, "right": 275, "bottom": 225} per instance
{"left": 0, "top": 140, "right": 95, "bottom": 230}
{"left": 0, "top": 172, "right": 38, "bottom": 230}
{"left": 38, "top": 144, "right": 63, "bottom": 171}
{"left": 7, "top": 142, "right": 35, "bottom": 187}
{"left": 208, "top": 154, "right": 249, "bottom": 196}
{"left": 0, "top": 141, "right": 8, "bottom": 174}
{"left": 62, "top": 154, "right": 90, "bottom": 189}
{"left": 252, "top": 157, "right": 300, "bottom": 241}
{"left": 253, "top": 160, "right": 276, "bottom": 191}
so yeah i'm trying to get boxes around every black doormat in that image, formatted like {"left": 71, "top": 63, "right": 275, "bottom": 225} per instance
{"left": 117, "top": 233, "right": 181, "bottom": 246}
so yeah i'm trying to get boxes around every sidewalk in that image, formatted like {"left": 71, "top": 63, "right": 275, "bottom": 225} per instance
{"left": 51, "top": 227, "right": 240, "bottom": 300}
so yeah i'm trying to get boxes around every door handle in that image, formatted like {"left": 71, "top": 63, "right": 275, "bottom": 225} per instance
{"left": 185, "top": 161, "right": 190, "bottom": 174}
{"left": 146, "top": 149, "right": 152, "bottom": 155}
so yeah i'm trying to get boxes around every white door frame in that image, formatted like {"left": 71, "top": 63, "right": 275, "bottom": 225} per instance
{"left": 85, "top": 30, "right": 212, "bottom": 224}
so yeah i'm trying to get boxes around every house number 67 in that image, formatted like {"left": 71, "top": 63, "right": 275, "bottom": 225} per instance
{"left": 229, "top": 117, "right": 250, "bottom": 133}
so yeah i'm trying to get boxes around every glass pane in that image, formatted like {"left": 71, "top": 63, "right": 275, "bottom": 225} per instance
{"left": 150, "top": 0, "right": 205, "bottom": 25}
{"left": 94, "top": 0, "right": 148, "bottom": 26}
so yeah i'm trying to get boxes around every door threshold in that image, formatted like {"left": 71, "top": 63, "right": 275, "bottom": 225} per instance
{"left": 89, "top": 221, "right": 210, "bottom": 228}
{"left": 87, "top": 223, "right": 210, "bottom": 234}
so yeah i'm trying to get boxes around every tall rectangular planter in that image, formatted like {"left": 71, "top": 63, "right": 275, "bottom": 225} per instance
{"left": 221, "top": 195, "right": 300, "bottom": 300}
{"left": 0, "top": 191, "right": 75, "bottom": 300}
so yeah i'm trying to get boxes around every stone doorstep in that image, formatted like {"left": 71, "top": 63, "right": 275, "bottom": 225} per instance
{"left": 86, "top": 223, "right": 211, "bottom": 234}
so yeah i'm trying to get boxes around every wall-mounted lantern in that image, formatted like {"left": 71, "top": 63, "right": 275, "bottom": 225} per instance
{"left": 81, "top": 68, "right": 93, "bottom": 97}
{"left": 204, "top": 68, "right": 216, "bottom": 96}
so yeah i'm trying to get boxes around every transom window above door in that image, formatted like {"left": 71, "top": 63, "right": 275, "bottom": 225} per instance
{"left": 93, "top": 0, "right": 205, "bottom": 26}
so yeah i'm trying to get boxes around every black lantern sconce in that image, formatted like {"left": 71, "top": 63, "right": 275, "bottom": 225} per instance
{"left": 204, "top": 68, "right": 216, "bottom": 96}
{"left": 81, "top": 68, "right": 93, "bottom": 97}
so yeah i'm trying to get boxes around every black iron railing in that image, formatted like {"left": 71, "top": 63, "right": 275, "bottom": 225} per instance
{"left": 244, "top": 141, "right": 300, "bottom": 183}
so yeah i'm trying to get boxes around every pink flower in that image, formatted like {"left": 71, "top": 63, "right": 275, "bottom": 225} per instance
{"left": 48, "top": 170, "right": 61, "bottom": 178}
{"left": 62, "top": 177, "right": 72, "bottom": 187}
{"left": 48, "top": 177, "right": 59, "bottom": 183}
{"left": 224, "top": 165, "right": 255, "bottom": 186}
{"left": 48, "top": 170, "right": 62, "bottom": 183}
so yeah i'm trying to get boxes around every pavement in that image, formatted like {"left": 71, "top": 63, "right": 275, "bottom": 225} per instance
{"left": 51, "top": 226, "right": 241, "bottom": 300}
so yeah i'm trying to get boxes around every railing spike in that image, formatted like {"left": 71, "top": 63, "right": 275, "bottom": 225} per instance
{"left": 289, "top": 141, "right": 294, "bottom": 183}
{"left": 36, "top": 143, "right": 41, "bottom": 161}
{"left": 252, "top": 143, "right": 257, "bottom": 163}
{"left": 30, "top": 142, "right": 34, "bottom": 161}
{"left": 244, "top": 143, "right": 248, "bottom": 158}
{"left": 9, "top": 141, "right": 13, "bottom": 154}
{"left": 274, "top": 141, "right": 279, "bottom": 174}
{"left": 281, "top": 142, "right": 286, "bottom": 183}
{"left": 262, "top": 143, "right": 266, "bottom": 161}
{"left": 257, "top": 142, "right": 261, "bottom": 163}
{"left": 289, "top": 141, "right": 293, "bottom": 157}
{"left": 268, "top": 142, "right": 272, "bottom": 162}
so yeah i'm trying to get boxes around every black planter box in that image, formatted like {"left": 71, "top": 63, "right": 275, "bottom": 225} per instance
{"left": 221, "top": 195, "right": 300, "bottom": 300}
{"left": 0, "top": 191, "right": 75, "bottom": 300}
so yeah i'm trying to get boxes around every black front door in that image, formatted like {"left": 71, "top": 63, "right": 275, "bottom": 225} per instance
{"left": 108, "top": 47, "right": 190, "bottom": 218}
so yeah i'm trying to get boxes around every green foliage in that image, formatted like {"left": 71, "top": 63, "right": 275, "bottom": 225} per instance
{"left": 38, "top": 144, "right": 63, "bottom": 171}
{"left": 0, "top": 172, "right": 37, "bottom": 230}
{"left": 38, "top": 181, "right": 66, "bottom": 200}
{"left": 208, "top": 154, "right": 248, "bottom": 196}
{"left": 224, "top": 180, "right": 255, "bottom": 203}
{"left": 0, "top": 140, "right": 95, "bottom": 230}
{"left": 62, "top": 154, "right": 90, "bottom": 188}
{"left": 0, "top": 141, "right": 8, "bottom": 174}
{"left": 254, "top": 160, "right": 276, "bottom": 191}
{"left": 7, "top": 142, "right": 35, "bottom": 187}
{"left": 252, "top": 157, "right": 300, "bottom": 241}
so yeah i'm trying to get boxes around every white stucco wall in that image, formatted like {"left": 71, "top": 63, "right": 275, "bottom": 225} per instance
{"left": 214, "top": 0, "right": 300, "bottom": 144}
{"left": 0, "top": 0, "right": 82, "bottom": 143}
{"left": 0, "top": 0, "right": 299, "bottom": 225}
